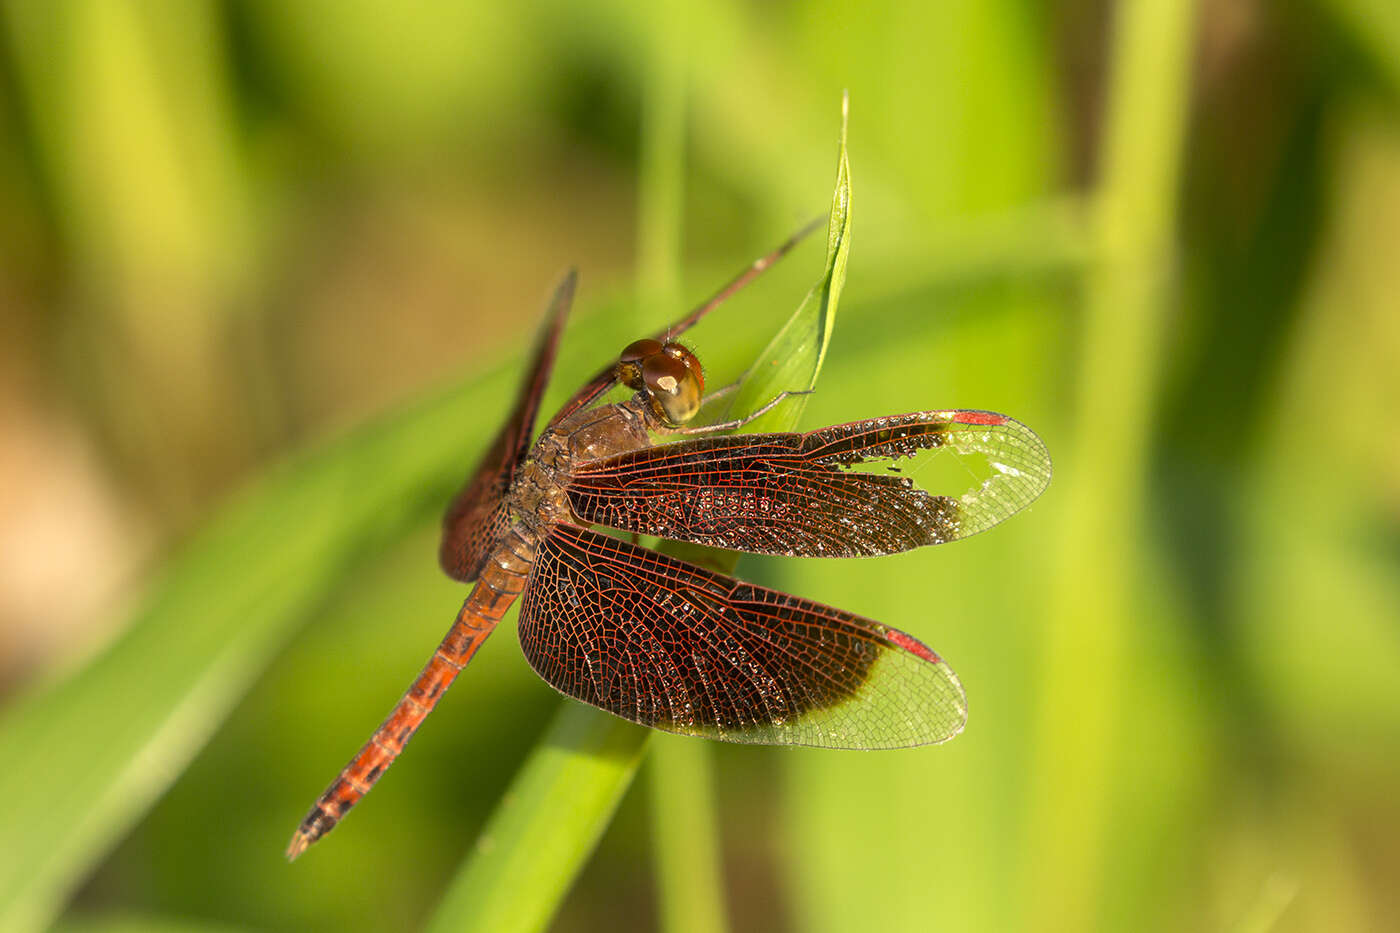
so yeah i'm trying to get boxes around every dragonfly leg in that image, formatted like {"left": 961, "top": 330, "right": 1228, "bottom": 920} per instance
{"left": 698, "top": 380, "right": 741, "bottom": 405}
{"left": 660, "top": 215, "right": 824, "bottom": 339}
{"left": 661, "top": 389, "right": 814, "bottom": 436}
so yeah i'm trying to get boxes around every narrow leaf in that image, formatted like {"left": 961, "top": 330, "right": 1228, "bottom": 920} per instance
{"left": 0, "top": 364, "right": 519, "bottom": 933}
{"left": 423, "top": 704, "right": 649, "bottom": 933}
{"left": 726, "top": 91, "right": 852, "bottom": 433}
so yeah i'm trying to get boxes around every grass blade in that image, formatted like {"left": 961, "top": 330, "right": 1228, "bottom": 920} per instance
{"left": 0, "top": 364, "right": 522, "bottom": 933}
{"left": 1018, "top": 0, "right": 1199, "bottom": 927}
{"left": 725, "top": 92, "right": 852, "bottom": 434}
{"left": 634, "top": 7, "right": 732, "bottom": 932}
{"left": 422, "top": 704, "right": 650, "bottom": 933}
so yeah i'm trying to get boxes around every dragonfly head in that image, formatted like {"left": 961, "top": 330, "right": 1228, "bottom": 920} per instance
{"left": 617, "top": 338, "right": 705, "bottom": 426}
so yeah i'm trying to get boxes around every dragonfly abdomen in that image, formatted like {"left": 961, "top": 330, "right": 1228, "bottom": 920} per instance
{"left": 285, "top": 550, "right": 530, "bottom": 860}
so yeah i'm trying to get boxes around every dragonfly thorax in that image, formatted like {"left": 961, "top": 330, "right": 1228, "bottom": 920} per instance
{"left": 512, "top": 397, "right": 657, "bottom": 534}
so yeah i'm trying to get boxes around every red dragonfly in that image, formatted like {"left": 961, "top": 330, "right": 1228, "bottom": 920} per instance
{"left": 287, "top": 232, "right": 1051, "bottom": 859}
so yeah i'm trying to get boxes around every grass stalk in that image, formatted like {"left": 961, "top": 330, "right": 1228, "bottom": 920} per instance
{"left": 636, "top": 6, "right": 734, "bottom": 933}
{"left": 422, "top": 704, "right": 650, "bottom": 933}
{"left": 1019, "top": 0, "right": 1200, "bottom": 928}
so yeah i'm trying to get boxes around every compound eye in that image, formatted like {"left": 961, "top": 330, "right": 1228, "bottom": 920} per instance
{"left": 643, "top": 346, "right": 703, "bottom": 425}
{"left": 663, "top": 343, "right": 704, "bottom": 397}
{"left": 617, "top": 338, "right": 663, "bottom": 389}
{"left": 619, "top": 338, "right": 663, "bottom": 363}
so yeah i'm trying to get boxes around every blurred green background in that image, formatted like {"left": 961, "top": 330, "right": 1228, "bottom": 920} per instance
{"left": 1, "top": 1, "right": 1398, "bottom": 931}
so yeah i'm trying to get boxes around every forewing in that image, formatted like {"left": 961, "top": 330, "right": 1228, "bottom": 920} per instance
{"left": 518, "top": 523, "right": 966, "bottom": 748}
{"left": 564, "top": 410, "right": 1050, "bottom": 558}
{"left": 439, "top": 271, "right": 575, "bottom": 581}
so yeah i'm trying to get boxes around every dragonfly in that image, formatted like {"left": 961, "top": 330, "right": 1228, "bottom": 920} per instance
{"left": 286, "top": 229, "right": 1052, "bottom": 859}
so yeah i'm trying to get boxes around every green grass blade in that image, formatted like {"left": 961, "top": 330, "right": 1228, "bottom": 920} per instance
{"left": 648, "top": 734, "right": 728, "bottom": 933}
{"left": 725, "top": 92, "right": 852, "bottom": 434}
{"left": 52, "top": 913, "right": 256, "bottom": 933}
{"left": 0, "top": 366, "right": 527, "bottom": 933}
{"left": 1018, "top": 0, "right": 1199, "bottom": 928}
{"left": 422, "top": 703, "right": 650, "bottom": 933}
{"left": 634, "top": 6, "right": 731, "bottom": 932}
{"left": 1315, "top": 0, "right": 1400, "bottom": 96}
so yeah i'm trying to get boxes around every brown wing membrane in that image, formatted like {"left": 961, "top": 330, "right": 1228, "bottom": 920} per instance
{"left": 439, "top": 270, "right": 576, "bottom": 581}
{"left": 518, "top": 523, "right": 966, "bottom": 748}
{"left": 565, "top": 410, "right": 1051, "bottom": 558}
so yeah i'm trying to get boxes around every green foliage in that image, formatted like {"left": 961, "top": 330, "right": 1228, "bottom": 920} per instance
{"left": 0, "top": 356, "right": 513, "bottom": 932}
{"left": 423, "top": 705, "right": 650, "bottom": 933}
{"left": 724, "top": 95, "right": 850, "bottom": 435}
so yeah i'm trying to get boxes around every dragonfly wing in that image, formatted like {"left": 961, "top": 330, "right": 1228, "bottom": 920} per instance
{"left": 517, "top": 523, "right": 966, "bottom": 749}
{"left": 440, "top": 270, "right": 575, "bottom": 581}
{"left": 564, "top": 410, "right": 1051, "bottom": 558}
